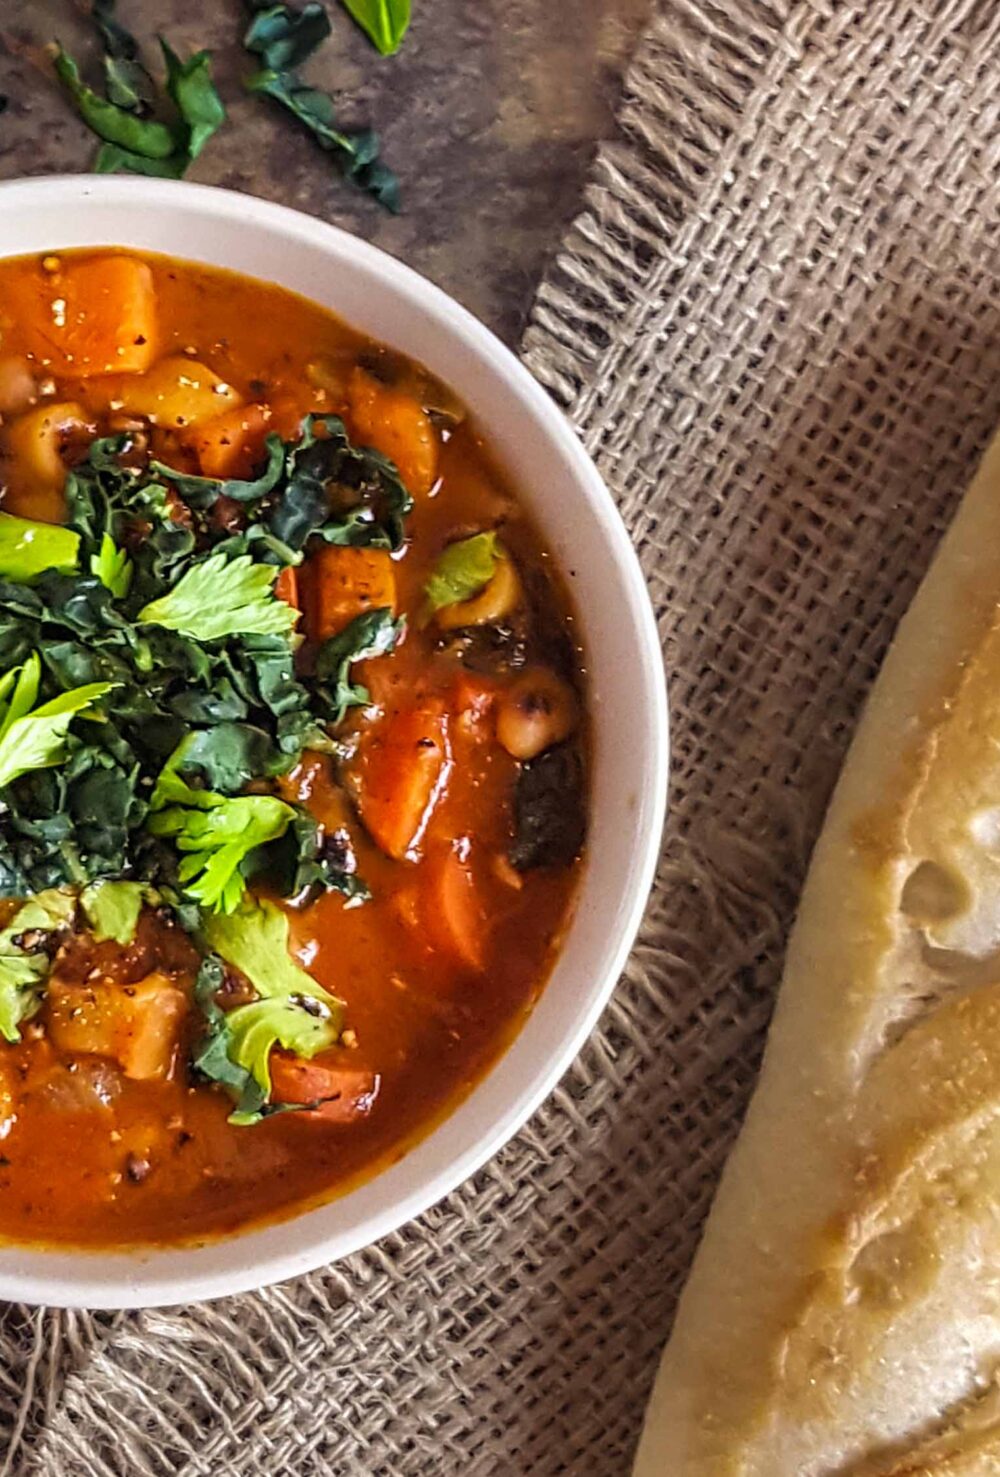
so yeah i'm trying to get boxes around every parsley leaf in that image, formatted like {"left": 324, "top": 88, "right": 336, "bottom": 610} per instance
{"left": 195, "top": 898, "right": 344, "bottom": 1122}
{"left": 0, "top": 656, "right": 115, "bottom": 791}
{"left": 338, "top": 0, "right": 411, "bottom": 56}
{"left": 90, "top": 532, "right": 133, "bottom": 599}
{"left": 148, "top": 759, "right": 295, "bottom": 913}
{"left": 314, "top": 607, "right": 404, "bottom": 724}
{"left": 0, "top": 889, "right": 76, "bottom": 1043}
{"left": 79, "top": 879, "right": 150, "bottom": 944}
{"left": 137, "top": 552, "right": 299, "bottom": 643}
{"left": 0, "top": 512, "right": 80, "bottom": 584}
{"left": 423, "top": 532, "right": 501, "bottom": 616}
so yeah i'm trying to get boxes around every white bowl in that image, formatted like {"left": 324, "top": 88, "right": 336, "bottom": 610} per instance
{"left": 0, "top": 176, "right": 668, "bottom": 1308}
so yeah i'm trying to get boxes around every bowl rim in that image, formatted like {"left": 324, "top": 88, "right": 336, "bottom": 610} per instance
{"left": 0, "top": 175, "right": 669, "bottom": 1308}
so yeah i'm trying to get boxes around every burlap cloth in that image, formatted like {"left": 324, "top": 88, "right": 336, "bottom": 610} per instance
{"left": 4, "top": 0, "right": 1000, "bottom": 1471}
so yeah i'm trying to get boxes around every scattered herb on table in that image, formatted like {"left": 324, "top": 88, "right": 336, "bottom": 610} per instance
{"left": 243, "top": 1, "right": 400, "bottom": 210}
{"left": 338, "top": 0, "right": 411, "bottom": 57}
{"left": 51, "top": 1, "right": 225, "bottom": 178}
{"left": 89, "top": 0, "right": 156, "bottom": 112}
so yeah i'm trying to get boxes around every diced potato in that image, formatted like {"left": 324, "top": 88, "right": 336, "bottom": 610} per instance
{"left": 347, "top": 366, "right": 438, "bottom": 497}
{"left": 114, "top": 356, "right": 242, "bottom": 430}
{"left": 186, "top": 402, "right": 273, "bottom": 479}
{"left": 20, "top": 255, "right": 157, "bottom": 378}
{"left": 2, "top": 400, "right": 93, "bottom": 521}
{"left": 269, "top": 1052, "right": 378, "bottom": 1123}
{"left": 354, "top": 703, "right": 450, "bottom": 861}
{"left": 307, "top": 545, "right": 397, "bottom": 641}
{"left": 46, "top": 973, "right": 188, "bottom": 1082}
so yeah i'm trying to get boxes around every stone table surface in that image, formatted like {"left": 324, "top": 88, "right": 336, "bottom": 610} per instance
{"left": 0, "top": 0, "right": 649, "bottom": 345}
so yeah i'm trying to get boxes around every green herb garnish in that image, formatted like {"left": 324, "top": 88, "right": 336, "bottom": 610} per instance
{"left": 243, "top": 2, "right": 400, "bottom": 210}
{"left": 423, "top": 531, "right": 501, "bottom": 617}
{"left": 314, "top": 607, "right": 404, "bottom": 724}
{"left": 0, "top": 656, "right": 114, "bottom": 791}
{"left": 148, "top": 760, "right": 295, "bottom": 914}
{"left": 0, "top": 512, "right": 80, "bottom": 584}
{"left": 79, "top": 879, "right": 149, "bottom": 944}
{"left": 0, "top": 889, "right": 76, "bottom": 1043}
{"left": 138, "top": 552, "right": 299, "bottom": 644}
{"left": 339, "top": 0, "right": 411, "bottom": 56}
{"left": 0, "top": 413, "right": 409, "bottom": 898}
{"left": 90, "top": 532, "right": 133, "bottom": 599}
{"left": 194, "top": 898, "right": 344, "bottom": 1122}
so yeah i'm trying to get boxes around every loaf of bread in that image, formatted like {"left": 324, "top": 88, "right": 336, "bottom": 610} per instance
{"left": 634, "top": 432, "right": 1000, "bottom": 1475}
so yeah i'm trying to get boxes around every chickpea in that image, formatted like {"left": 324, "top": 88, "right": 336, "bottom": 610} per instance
{"left": 0, "top": 355, "right": 36, "bottom": 417}
{"left": 496, "top": 668, "right": 578, "bottom": 761}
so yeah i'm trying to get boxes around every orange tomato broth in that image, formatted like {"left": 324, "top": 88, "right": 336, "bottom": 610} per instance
{"left": 0, "top": 250, "right": 586, "bottom": 1246}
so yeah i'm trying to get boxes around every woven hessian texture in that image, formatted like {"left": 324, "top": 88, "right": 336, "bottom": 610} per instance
{"left": 6, "top": 0, "right": 1000, "bottom": 1471}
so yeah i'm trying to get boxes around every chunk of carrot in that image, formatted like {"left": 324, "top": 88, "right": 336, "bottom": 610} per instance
{"left": 306, "top": 544, "right": 397, "bottom": 641}
{"left": 269, "top": 1053, "right": 379, "bottom": 1123}
{"left": 187, "top": 402, "right": 274, "bottom": 480}
{"left": 425, "top": 846, "right": 489, "bottom": 972}
{"left": 346, "top": 366, "right": 438, "bottom": 497}
{"left": 273, "top": 565, "right": 300, "bottom": 612}
{"left": 21, "top": 255, "right": 157, "bottom": 378}
{"left": 355, "top": 703, "right": 450, "bottom": 861}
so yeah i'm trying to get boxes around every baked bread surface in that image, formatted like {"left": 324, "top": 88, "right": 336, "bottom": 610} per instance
{"left": 634, "top": 432, "right": 1000, "bottom": 1476}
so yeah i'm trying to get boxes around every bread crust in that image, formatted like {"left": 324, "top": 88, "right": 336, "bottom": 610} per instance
{"left": 634, "top": 430, "right": 1000, "bottom": 1476}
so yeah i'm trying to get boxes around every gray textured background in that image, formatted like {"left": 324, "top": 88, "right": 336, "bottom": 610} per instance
{"left": 0, "top": 0, "right": 649, "bottom": 342}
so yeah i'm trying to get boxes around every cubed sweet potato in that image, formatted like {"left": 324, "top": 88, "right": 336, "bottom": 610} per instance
{"left": 186, "top": 402, "right": 273, "bottom": 479}
{"left": 306, "top": 545, "right": 397, "bottom": 641}
{"left": 2, "top": 400, "right": 93, "bottom": 521}
{"left": 113, "top": 356, "right": 242, "bottom": 429}
{"left": 21, "top": 255, "right": 157, "bottom": 378}
{"left": 346, "top": 366, "right": 438, "bottom": 497}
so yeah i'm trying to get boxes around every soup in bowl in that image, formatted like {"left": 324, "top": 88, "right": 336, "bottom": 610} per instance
{"left": 0, "top": 178, "right": 667, "bottom": 1307}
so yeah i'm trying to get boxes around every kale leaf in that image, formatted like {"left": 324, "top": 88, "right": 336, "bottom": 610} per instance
{"left": 243, "top": 3, "right": 400, "bottom": 210}
{"left": 510, "top": 744, "right": 587, "bottom": 872}
{"left": 313, "top": 607, "right": 404, "bottom": 725}
{"left": 54, "top": 19, "right": 225, "bottom": 179}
